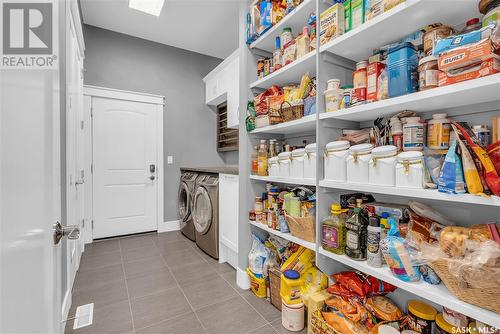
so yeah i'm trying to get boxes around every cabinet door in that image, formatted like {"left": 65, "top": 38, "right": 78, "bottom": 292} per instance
{"left": 218, "top": 173, "right": 239, "bottom": 252}
{"left": 227, "top": 58, "right": 239, "bottom": 129}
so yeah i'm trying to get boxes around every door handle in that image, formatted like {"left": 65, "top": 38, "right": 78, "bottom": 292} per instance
{"left": 149, "top": 175, "right": 155, "bottom": 181}
{"left": 75, "top": 179, "right": 84, "bottom": 186}
{"left": 53, "top": 222, "right": 81, "bottom": 245}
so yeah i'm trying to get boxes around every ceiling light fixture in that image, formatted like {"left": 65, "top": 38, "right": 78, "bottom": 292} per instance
{"left": 129, "top": 0, "right": 165, "bottom": 16}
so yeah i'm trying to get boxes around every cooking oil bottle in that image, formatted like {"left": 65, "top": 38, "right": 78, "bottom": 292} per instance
{"left": 345, "top": 199, "right": 368, "bottom": 260}
{"left": 322, "top": 203, "right": 348, "bottom": 255}
{"left": 257, "top": 140, "right": 268, "bottom": 176}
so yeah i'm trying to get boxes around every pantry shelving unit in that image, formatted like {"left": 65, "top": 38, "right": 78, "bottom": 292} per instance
{"left": 250, "top": 221, "right": 316, "bottom": 250}
{"left": 237, "top": 0, "right": 500, "bottom": 328}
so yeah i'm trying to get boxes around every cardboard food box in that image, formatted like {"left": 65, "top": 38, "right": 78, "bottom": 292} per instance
{"left": 307, "top": 290, "right": 331, "bottom": 334}
{"left": 438, "top": 58, "right": 500, "bottom": 86}
{"left": 320, "top": 4, "right": 344, "bottom": 45}
{"left": 438, "top": 38, "right": 498, "bottom": 72}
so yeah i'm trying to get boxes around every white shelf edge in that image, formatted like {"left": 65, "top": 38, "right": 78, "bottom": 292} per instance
{"left": 249, "top": 221, "right": 316, "bottom": 251}
{"left": 319, "top": 180, "right": 500, "bottom": 207}
{"left": 250, "top": 174, "right": 316, "bottom": 186}
{"left": 318, "top": 247, "right": 500, "bottom": 328}
{"left": 249, "top": 51, "right": 316, "bottom": 89}
{"left": 249, "top": 114, "right": 316, "bottom": 135}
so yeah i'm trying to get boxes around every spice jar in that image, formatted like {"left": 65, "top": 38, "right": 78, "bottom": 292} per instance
{"left": 423, "top": 24, "right": 454, "bottom": 56}
{"left": 396, "top": 151, "right": 424, "bottom": 189}
{"left": 352, "top": 60, "right": 368, "bottom": 105}
{"left": 324, "top": 140, "right": 350, "bottom": 182}
{"left": 340, "top": 85, "right": 354, "bottom": 109}
{"left": 369, "top": 145, "right": 398, "bottom": 186}
{"left": 418, "top": 55, "right": 439, "bottom": 91}
{"left": 403, "top": 117, "right": 425, "bottom": 151}
{"left": 347, "top": 143, "right": 373, "bottom": 184}
{"left": 404, "top": 300, "right": 437, "bottom": 334}
{"left": 278, "top": 151, "right": 292, "bottom": 177}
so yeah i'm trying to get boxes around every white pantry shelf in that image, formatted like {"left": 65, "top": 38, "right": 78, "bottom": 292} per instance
{"left": 250, "top": 114, "right": 316, "bottom": 135}
{"left": 250, "top": 174, "right": 316, "bottom": 186}
{"left": 319, "top": 180, "right": 500, "bottom": 207}
{"left": 319, "top": 74, "right": 500, "bottom": 122}
{"left": 250, "top": 221, "right": 316, "bottom": 251}
{"left": 319, "top": 0, "right": 477, "bottom": 61}
{"left": 250, "top": 51, "right": 316, "bottom": 89}
{"left": 318, "top": 247, "right": 500, "bottom": 328}
{"left": 249, "top": 0, "right": 315, "bottom": 52}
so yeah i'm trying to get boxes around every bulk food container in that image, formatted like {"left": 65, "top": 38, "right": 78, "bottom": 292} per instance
{"left": 369, "top": 145, "right": 398, "bottom": 186}
{"left": 395, "top": 151, "right": 424, "bottom": 189}
{"left": 290, "top": 148, "right": 306, "bottom": 179}
{"left": 387, "top": 42, "right": 419, "bottom": 98}
{"left": 324, "top": 140, "right": 350, "bottom": 182}
{"left": 304, "top": 143, "right": 317, "bottom": 179}
{"left": 346, "top": 143, "right": 373, "bottom": 184}
{"left": 278, "top": 151, "right": 292, "bottom": 177}
{"left": 268, "top": 156, "right": 279, "bottom": 177}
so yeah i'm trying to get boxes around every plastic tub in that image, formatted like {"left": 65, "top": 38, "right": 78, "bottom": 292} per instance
{"left": 369, "top": 145, "right": 397, "bottom": 186}
{"left": 347, "top": 143, "right": 373, "bottom": 184}
{"left": 387, "top": 42, "right": 418, "bottom": 98}
{"left": 324, "top": 140, "right": 350, "bottom": 182}
{"left": 304, "top": 143, "right": 317, "bottom": 179}
{"left": 324, "top": 88, "right": 343, "bottom": 112}
{"left": 280, "top": 270, "right": 303, "bottom": 305}
{"left": 278, "top": 152, "right": 292, "bottom": 177}
{"left": 290, "top": 148, "right": 306, "bottom": 179}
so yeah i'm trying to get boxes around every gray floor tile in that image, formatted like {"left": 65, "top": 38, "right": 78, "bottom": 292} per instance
{"left": 270, "top": 318, "right": 306, "bottom": 334}
{"left": 156, "top": 239, "right": 191, "bottom": 255}
{"left": 70, "top": 279, "right": 128, "bottom": 315}
{"left": 79, "top": 251, "right": 122, "bottom": 271}
{"left": 121, "top": 244, "right": 162, "bottom": 263}
{"left": 242, "top": 290, "right": 281, "bottom": 322}
{"left": 204, "top": 256, "right": 234, "bottom": 274}
{"left": 123, "top": 255, "right": 168, "bottom": 279}
{"left": 135, "top": 312, "right": 204, "bottom": 334}
{"left": 163, "top": 247, "right": 206, "bottom": 268}
{"left": 119, "top": 234, "right": 155, "bottom": 250}
{"left": 196, "top": 296, "right": 267, "bottom": 334}
{"left": 84, "top": 239, "right": 120, "bottom": 255}
{"left": 131, "top": 287, "right": 192, "bottom": 329}
{"left": 171, "top": 261, "right": 219, "bottom": 287}
{"left": 65, "top": 300, "right": 133, "bottom": 334}
{"left": 126, "top": 269, "right": 178, "bottom": 299}
{"left": 74, "top": 263, "right": 124, "bottom": 293}
{"left": 152, "top": 231, "right": 186, "bottom": 244}
{"left": 247, "top": 324, "right": 279, "bottom": 334}
{"left": 181, "top": 275, "right": 238, "bottom": 310}
{"left": 219, "top": 269, "right": 239, "bottom": 290}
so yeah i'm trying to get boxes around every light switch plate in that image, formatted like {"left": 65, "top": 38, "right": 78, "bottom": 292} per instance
{"left": 167, "top": 156, "right": 173, "bottom": 164}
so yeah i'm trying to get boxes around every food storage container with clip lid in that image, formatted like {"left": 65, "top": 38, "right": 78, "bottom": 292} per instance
{"left": 278, "top": 151, "right": 292, "bottom": 177}
{"left": 290, "top": 148, "right": 306, "bottom": 179}
{"left": 324, "top": 140, "right": 351, "bottom": 182}
{"left": 268, "top": 156, "right": 279, "bottom": 177}
{"left": 369, "top": 145, "right": 398, "bottom": 186}
{"left": 396, "top": 151, "right": 424, "bottom": 189}
{"left": 304, "top": 143, "right": 317, "bottom": 179}
{"left": 347, "top": 143, "right": 373, "bottom": 184}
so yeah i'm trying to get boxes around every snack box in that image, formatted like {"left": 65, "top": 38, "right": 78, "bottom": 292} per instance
{"left": 363, "top": 202, "right": 409, "bottom": 222}
{"left": 433, "top": 23, "right": 495, "bottom": 56}
{"left": 320, "top": 3, "right": 345, "bottom": 45}
{"left": 438, "top": 38, "right": 499, "bottom": 72}
{"left": 438, "top": 58, "right": 500, "bottom": 86}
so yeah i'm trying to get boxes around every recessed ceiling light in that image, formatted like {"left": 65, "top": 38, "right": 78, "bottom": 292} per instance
{"left": 129, "top": 0, "right": 165, "bottom": 16}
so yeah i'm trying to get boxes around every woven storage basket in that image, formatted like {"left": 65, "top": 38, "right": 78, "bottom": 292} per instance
{"left": 269, "top": 267, "right": 282, "bottom": 311}
{"left": 310, "top": 310, "right": 338, "bottom": 334}
{"left": 285, "top": 213, "right": 315, "bottom": 243}
{"left": 429, "top": 259, "right": 500, "bottom": 313}
{"left": 280, "top": 101, "right": 304, "bottom": 122}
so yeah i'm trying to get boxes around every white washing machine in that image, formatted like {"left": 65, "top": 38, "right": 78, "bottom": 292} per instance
{"left": 192, "top": 173, "right": 219, "bottom": 259}
{"left": 177, "top": 171, "right": 198, "bottom": 241}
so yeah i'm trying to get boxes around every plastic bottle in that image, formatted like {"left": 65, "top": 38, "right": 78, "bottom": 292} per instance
{"left": 403, "top": 117, "right": 424, "bottom": 151}
{"left": 273, "top": 37, "right": 282, "bottom": 72}
{"left": 390, "top": 117, "right": 403, "bottom": 151}
{"left": 251, "top": 146, "right": 259, "bottom": 175}
{"left": 345, "top": 199, "right": 368, "bottom": 261}
{"left": 257, "top": 140, "right": 269, "bottom": 176}
{"left": 379, "top": 212, "right": 390, "bottom": 265}
{"left": 296, "top": 26, "right": 310, "bottom": 59}
{"left": 427, "top": 113, "right": 451, "bottom": 150}
{"left": 461, "top": 18, "right": 481, "bottom": 33}
{"left": 367, "top": 216, "right": 382, "bottom": 267}
{"left": 321, "top": 203, "right": 348, "bottom": 255}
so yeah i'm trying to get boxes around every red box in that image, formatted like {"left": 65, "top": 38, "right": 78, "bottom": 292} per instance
{"left": 438, "top": 58, "right": 500, "bottom": 86}
{"left": 366, "top": 61, "right": 385, "bottom": 102}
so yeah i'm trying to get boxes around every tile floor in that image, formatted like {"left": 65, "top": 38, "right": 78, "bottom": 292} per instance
{"left": 65, "top": 231, "right": 306, "bottom": 334}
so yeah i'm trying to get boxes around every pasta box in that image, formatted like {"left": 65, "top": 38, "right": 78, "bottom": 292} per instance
{"left": 438, "top": 38, "right": 499, "bottom": 72}
{"left": 438, "top": 58, "right": 500, "bottom": 86}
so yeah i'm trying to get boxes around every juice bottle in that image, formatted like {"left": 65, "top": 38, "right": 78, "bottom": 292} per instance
{"left": 251, "top": 145, "right": 258, "bottom": 175}
{"left": 322, "top": 203, "right": 348, "bottom": 254}
{"left": 257, "top": 140, "right": 268, "bottom": 176}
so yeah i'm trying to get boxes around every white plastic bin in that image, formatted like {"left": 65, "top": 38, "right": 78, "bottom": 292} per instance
{"left": 324, "top": 140, "right": 350, "bottom": 182}
{"left": 396, "top": 151, "right": 424, "bottom": 189}
{"left": 290, "top": 148, "right": 306, "bottom": 179}
{"left": 369, "top": 145, "right": 398, "bottom": 186}
{"left": 304, "top": 143, "right": 317, "bottom": 180}
{"left": 278, "top": 152, "right": 292, "bottom": 178}
{"left": 346, "top": 143, "right": 373, "bottom": 184}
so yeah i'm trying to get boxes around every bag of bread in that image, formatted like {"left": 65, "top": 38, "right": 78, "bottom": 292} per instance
{"left": 439, "top": 226, "right": 471, "bottom": 258}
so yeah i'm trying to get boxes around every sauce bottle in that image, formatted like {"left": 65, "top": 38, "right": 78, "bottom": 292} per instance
{"left": 322, "top": 203, "right": 348, "bottom": 255}
{"left": 345, "top": 199, "right": 368, "bottom": 260}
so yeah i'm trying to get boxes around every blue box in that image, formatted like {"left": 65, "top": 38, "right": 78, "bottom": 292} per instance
{"left": 387, "top": 42, "right": 419, "bottom": 98}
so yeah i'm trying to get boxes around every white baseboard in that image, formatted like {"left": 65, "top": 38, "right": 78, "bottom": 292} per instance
{"left": 158, "top": 220, "right": 180, "bottom": 233}
{"left": 236, "top": 267, "right": 250, "bottom": 290}
{"left": 61, "top": 288, "right": 72, "bottom": 326}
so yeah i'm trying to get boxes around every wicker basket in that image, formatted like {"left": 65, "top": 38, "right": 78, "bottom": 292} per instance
{"left": 429, "top": 259, "right": 500, "bottom": 313}
{"left": 285, "top": 213, "right": 316, "bottom": 243}
{"left": 310, "top": 310, "right": 338, "bottom": 334}
{"left": 269, "top": 267, "right": 282, "bottom": 311}
{"left": 280, "top": 101, "right": 304, "bottom": 122}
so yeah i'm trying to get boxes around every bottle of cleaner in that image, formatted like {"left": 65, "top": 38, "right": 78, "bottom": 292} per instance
{"left": 367, "top": 216, "right": 382, "bottom": 267}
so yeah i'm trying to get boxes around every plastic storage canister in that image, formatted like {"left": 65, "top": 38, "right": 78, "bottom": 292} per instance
{"left": 418, "top": 55, "right": 439, "bottom": 90}
{"left": 387, "top": 42, "right": 419, "bottom": 98}
{"left": 280, "top": 270, "right": 303, "bottom": 305}
{"left": 347, "top": 143, "right": 373, "bottom": 184}
{"left": 324, "top": 88, "right": 343, "bottom": 112}
{"left": 324, "top": 140, "right": 350, "bottom": 181}
{"left": 482, "top": 0, "right": 500, "bottom": 27}
{"left": 405, "top": 300, "right": 437, "bottom": 334}
{"left": 282, "top": 301, "right": 305, "bottom": 332}
{"left": 434, "top": 313, "right": 456, "bottom": 334}
{"left": 304, "top": 143, "right": 317, "bottom": 179}
{"left": 427, "top": 113, "right": 451, "bottom": 150}
{"left": 290, "top": 148, "right": 306, "bottom": 179}
{"left": 369, "top": 145, "right": 398, "bottom": 186}
{"left": 327, "top": 79, "right": 341, "bottom": 90}
{"left": 396, "top": 151, "right": 424, "bottom": 189}
{"left": 403, "top": 117, "right": 424, "bottom": 151}
{"left": 278, "top": 151, "right": 292, "bottom": 177}
{"left": 352, "top": 60, "right": 368, "bottom": 105}
{"left": 268, "top": 157, "right": 279, "bottom": 177}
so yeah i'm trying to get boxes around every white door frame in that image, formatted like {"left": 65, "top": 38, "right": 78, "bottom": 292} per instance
{"left": 82, "top": 85, "right": 165, "bottom": 242}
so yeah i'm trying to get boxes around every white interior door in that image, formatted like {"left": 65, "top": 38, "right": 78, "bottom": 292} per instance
{"left": 93, "top": 97, "right": 158, "bottom": 238}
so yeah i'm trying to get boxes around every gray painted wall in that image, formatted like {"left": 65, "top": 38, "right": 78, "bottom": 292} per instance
{"left": 83, "top": 25, "right": 238, "bottom": 222}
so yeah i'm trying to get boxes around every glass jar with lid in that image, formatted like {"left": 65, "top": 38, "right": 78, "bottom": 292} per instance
{"left": 347, "top": 143, "right": 373, "bottom": 184}
{"left": 324, "top": 140, "right": 350, "bottom": 181}
{"left": 369, "top": 145, "right": 398, "bottom": 186}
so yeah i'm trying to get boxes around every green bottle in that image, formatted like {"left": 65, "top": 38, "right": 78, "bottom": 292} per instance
{"left": 322, "top": 203, "right": 348, "bottom": 255}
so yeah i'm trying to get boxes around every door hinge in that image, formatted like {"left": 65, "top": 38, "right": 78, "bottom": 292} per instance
{"left": 82, "top": 219, "right": 85, "bottom": 228}
{"left": 90, "top": 107, "right": 93, "bottom": 118}
{"left": 91, "top": 220, "right": 94, "bottom": 229}
{"left": 90, "top": 163, "right": 93, "bottom": 174}
{"left": 80, "top": 120, "right": 84, "bottom": 129}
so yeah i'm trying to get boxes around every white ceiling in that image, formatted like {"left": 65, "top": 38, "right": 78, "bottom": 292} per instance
{"left": 80, "top": 0, "right": 240, "bottom": 59}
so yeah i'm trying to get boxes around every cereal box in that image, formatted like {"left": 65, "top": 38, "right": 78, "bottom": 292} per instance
{"left": 320, "top": 3, "right": 344, "bottom": 45}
